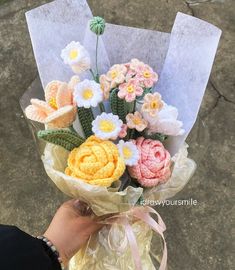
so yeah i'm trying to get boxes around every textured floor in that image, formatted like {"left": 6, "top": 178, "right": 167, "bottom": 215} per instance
{"left": 0, "top": 0, "right": 234, "bottom": 269}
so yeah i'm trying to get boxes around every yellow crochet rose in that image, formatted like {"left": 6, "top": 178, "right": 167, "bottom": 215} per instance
{"left": 65, "top": 136, "right": 125, "bottom": 187}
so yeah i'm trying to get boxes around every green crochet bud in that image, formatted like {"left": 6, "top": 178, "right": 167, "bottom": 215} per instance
{"left": 89, "top": 16, "right": 105, "bottom": 35}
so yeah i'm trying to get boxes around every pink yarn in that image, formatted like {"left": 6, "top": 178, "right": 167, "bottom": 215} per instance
{"left": 128, "top": 137, "right": 171, "bottom": 187}
{"left": 118, "top": 124, "right": 128, "bottom": 138}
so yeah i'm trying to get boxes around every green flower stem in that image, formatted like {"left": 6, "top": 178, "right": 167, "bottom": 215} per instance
{"left": 99, "top": 102, "right": 105, "bottom": 113}
{"left": 95, "top": 35, "right": 99, "bottom": 78}
{"left": 89, "top": 69, "right": 96, "bottom": 81}
{"left": 129, "top": 128, "right": 135, "bottom": 139}
{"left": 133, "top": 100, "right": 136, "bottom": 112}
{"left": 127, "top": 128, "right": 135, "bottom": 140}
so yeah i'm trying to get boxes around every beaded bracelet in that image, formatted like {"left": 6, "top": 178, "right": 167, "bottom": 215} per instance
{"left": 36, "top": 236, "right": 65, "bottom": 270}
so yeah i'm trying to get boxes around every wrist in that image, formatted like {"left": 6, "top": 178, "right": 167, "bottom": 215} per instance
{"left": 39, "top": 235, "right": 66, "bottom": 269}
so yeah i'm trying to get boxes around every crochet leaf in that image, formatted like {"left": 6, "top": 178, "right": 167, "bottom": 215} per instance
{"left": 77, "top": 107, "right": 94, "bottom": 138}
{"left": 110, "top": 89, "right": 127, "bottom": 122}
{"left": 37, "top": 129, "right": 85, "bottom": 151}
{"left": 144, "top": 132, "right": 168, "bottom": 142}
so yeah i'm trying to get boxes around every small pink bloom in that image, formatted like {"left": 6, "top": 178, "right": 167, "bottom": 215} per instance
{"left": 125, "top": 59, "right": 145, "bottom": 81}
{"left": 106, "top": 64, "right": 127, "bottom": 88}
{"left": 141, "top": 92, "right": 163, "bottom": 117}
{"left": 128, "top": 137, "right": 171, "bottom": 187}
{"left": 100, "top": 74, "right": 111, "bottom": 100}
{"left": 129, "top": 58, "right": 145, "bottom": 71}
{"left": 118, "top": 124, "right": 128, "bottom": 138}
{"left": 136, "top": 65, "right": 158, "bottom": 88}
{"left": 126, "top": 111, "right": 147, "bottom": 132}
{"left": 118, "top": 79, "right": 143, "bottom": 102}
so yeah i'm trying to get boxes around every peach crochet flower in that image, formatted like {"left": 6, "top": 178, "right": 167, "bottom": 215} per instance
{"left": 25, "top": 77, "right": 78, "bottom": 128}
{"left": 125, "top": 58, "right": 145, "bottom": 80}
{"left": 129, "top": 58, "right": 145, "bottom": 71}
{"left": 99, "top": 74, "right": 111, "bottom": 100}
{"left": 141, "top": 92, "right": 163, "bottom": 117}
{"left": 118, "top": 79, "right": 143, "bottom": 102}
{"left": 106, "top": 64, "right": 127, "bottom": 88}
{"left": 126, "top": 111, "right": 147, "bottom": 132}
{"left": 136, "top": 65, "right": 158, "bottom": 88}
{"left": 65, "top": 136, "right": 125, "bottom": 187}
{"left": 128, "top": 137, "right": 171, "bottom": 187}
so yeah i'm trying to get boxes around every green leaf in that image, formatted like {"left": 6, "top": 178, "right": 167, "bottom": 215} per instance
{"left": 144, "top": 132, "right": 168, "bottom": 142}
{"left": 110, "top": 89, "right": 128, "bottom": 122}
{"left": 37, "top": 129, "right": 85, "bottom": 151}
{"left": 77, "top": 107, "right": 94, "bottom": 138}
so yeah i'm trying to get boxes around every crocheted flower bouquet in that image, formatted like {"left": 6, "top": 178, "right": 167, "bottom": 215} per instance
{"left": 21, "top": 1, "right": 221, "bottom": 269}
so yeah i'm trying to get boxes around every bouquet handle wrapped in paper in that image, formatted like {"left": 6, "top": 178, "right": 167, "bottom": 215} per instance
{"left": 20, "top": 0, "right": 221, "bottom": 269}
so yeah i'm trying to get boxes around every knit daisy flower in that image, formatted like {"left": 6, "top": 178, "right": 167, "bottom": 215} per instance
{"left": 74, "top": 79, "right": 103, "bottom": 108}
{"left": 117, "top": 140, "right": 139, "bottom": 166}
{"left": 61, "top": 41, "right": 90, "bottom": 74}
{"left": 118, "top": 79, "right": 143, "bottom": 102}
{"left": 92, "top": 112, "right": 123, "bottom": 140}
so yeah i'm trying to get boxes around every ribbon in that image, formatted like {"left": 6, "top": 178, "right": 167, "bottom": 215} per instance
{"left": 103, "top": 206, "right": 167, "bottom": 270}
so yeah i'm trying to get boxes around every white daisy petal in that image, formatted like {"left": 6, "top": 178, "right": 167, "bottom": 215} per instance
{"left": 61, "top": 41, "right": 90, "bottom": 73}
{"left": 92, "top": 112, "right": 123, "bottom": 140}
{"left": 74, "top": 79, "right": 103, "bottom": 108}
{"left": 117, "top": 140, "right": 139, "bottom": 166}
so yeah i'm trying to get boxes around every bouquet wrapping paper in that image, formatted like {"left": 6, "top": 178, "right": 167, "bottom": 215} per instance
{"left": 21, "top": 0, "right": 221, "bottom": 269}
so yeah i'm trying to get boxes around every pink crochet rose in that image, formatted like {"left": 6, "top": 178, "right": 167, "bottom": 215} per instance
{"left": 128, "top": 137, "right": 171, "bottom": 187}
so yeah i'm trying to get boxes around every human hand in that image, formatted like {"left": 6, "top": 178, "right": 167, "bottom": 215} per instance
{"left": 44, "top": 200, "right": 102, "bottom": 266}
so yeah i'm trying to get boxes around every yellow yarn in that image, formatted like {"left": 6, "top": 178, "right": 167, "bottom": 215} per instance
{"left": 65, "top": 136, "right": 125, "bottom": 187}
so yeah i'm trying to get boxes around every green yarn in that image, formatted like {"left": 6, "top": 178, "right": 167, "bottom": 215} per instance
{"left": 143, "top": 132, "right": 168, "bottom": 142}
{"left": 110, "top": 89, "right": 128, "bottom": 123}
{"left": 137, "top": 87, "right": 153, "bottom": 100}
{"left": 77, "top": 107, "right": 94, "bottom": 138}
{"left": 89, "top": 16, "right": 105, "bottom": 35}
{"left": 37, "top": 129, "right": 85, "bottom": 151}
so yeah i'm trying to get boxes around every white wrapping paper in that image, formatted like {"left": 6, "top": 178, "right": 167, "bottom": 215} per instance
{"left": 26, "top": 0, "right": 221, "bottom": 155}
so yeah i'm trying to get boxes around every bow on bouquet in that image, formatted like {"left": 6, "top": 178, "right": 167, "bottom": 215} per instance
{"left": 21, "top": 0, "right": 221, "bottom": 269}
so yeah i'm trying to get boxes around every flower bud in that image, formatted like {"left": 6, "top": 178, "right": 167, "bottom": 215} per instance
{"left": 89, "top": 16, "right": 105, "bottom": 35}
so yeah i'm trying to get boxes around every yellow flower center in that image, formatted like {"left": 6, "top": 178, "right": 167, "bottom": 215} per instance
{"left": 111, "top": 70, "right": 118, "bottom": 79}
{"left": 150, "top": 100, "right": 159, "bottom": 109}
{"left": 49, "top": 97, "right": 58, "bottom": 110}
{"left": 69, "top": 49, "right": 79, "bottom": 60}
{"left": 82, "top": 89, "right": 93, "bottom": 100}
{"left": 143, "top": 71, "right": 151, "bottom": 78}
{"left": 127, "top": 85, "right": 134, "bottom": 93}
{"left": 123, "top": 146, "right": 132, "bottom": 159}
{"left": 133, "top": 117, "right": 142, "bottom": 125}
{"left": 99, "top": 120, "right": 115, "bottom": 133}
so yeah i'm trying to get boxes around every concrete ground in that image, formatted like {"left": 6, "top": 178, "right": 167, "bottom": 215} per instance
{"left": 0, "top": 0, "right": 234, "bottom": 269}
